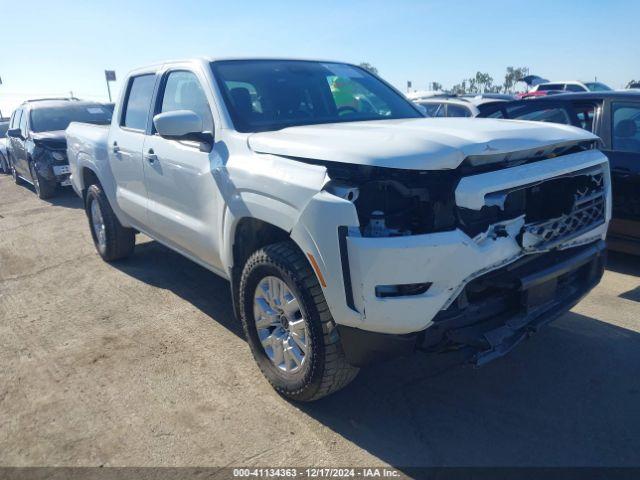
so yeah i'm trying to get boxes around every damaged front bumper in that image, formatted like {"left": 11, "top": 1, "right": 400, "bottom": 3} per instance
{"left": 338, "top": 240, "right": 606, "bottom": 367}
{"left": 32, "top": 148, "right": 71, "bottom": 186}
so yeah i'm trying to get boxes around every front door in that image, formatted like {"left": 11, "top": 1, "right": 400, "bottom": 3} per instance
{"left": 142, "top": 69, "right": 224, "bottom": 270}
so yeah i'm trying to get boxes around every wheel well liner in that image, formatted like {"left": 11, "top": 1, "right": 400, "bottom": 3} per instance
{"left": 81, "top": 167, "right": 101, "bottom": 199}
{"left": 229, "top": 217, "right": 291, "bottom": 318}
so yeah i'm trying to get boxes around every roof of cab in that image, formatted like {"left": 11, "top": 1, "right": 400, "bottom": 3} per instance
{"left": 22, "top": 98, "right": 110, "bottom": 110}
{"left": 127, "top": 57, "right": 354, "bottom": 75}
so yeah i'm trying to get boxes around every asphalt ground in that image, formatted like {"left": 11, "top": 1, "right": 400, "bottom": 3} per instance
{"left": 1, "top": 174, "right": 639, "bottom": 472}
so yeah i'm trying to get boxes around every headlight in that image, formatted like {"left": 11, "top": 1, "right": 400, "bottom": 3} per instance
{"left": 51, "top": 151, "right": 66, "bottom": 161}
{"left": 323, "top": 164, "right": 457, "bottom": 237}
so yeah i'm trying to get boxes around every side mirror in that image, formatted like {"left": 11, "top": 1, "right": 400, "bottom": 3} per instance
{"left": 7, "top": 128, "right": 22, "bottom": 138}
{"left": 153, "top": 110, "right": 213, "bottom": 147}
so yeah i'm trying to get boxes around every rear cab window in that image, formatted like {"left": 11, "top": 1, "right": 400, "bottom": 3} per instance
{"left": 121, "top": 74, "right": 156, "bottom": 131}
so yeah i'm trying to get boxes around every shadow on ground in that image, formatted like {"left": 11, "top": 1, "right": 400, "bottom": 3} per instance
{"left": 606, "top": 250, "right": 640, "bottom": 277}
{"left": 112, "top": 240, "right": 241, "bottom": 338}
{"left": 17, "top": 183, "right": 83, "bottom": 209}
{"left": 113, "top": 240, "right": 640, "bottom": 469}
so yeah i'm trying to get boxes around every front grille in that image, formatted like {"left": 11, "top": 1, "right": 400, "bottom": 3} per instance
{"left": 520, "top": 187, "right": 605, "bottom": 251}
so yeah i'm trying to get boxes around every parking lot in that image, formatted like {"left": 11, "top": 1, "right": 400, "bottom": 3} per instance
{"left": 1, "top": 173, "right": 639, "bottom": 470}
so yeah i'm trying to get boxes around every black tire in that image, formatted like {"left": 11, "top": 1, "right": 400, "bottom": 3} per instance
{"left": 85, "top": 183, "right": 135, "bottom": 262}
{"left": 239, "top": 241, "right": 359, "bottom": 402}
{"left": 29, "top": 160, "right": 56, "bottom": 199}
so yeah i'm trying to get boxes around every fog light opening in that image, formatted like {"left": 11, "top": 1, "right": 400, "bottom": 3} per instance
{"left": 375, "top": 282, "right": 432, "bottom": 298}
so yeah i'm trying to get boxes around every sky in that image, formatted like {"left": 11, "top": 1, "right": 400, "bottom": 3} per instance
{"left": 2, "top": 0, "right": 639, "bottom": 117}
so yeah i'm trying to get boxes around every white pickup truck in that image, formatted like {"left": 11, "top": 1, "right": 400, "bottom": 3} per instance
{"left": 67, "top": 58, "right": 611, "bottom": 401}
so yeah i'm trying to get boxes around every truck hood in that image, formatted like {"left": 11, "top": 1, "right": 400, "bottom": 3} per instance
{"left": 247, "top": 118, "right": 598, "bottom": 170}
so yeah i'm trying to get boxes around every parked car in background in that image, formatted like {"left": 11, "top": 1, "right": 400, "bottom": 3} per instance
{"left": 415, "top": 94, "right": 512, "bottom": 117}
{"left": 6, "top": 98, "right": 113, "bottom": 198}
{"left": 0, "top": 119, "right": 9, "bottom": 173}
{"left": 478, "top": 91, "right": 640, "bottom": 254}
{"left": 533, "top": 81, "right": 612, "bottom": 93}
{"left": 67, "top": 57, "right": 609, "bottom": 401}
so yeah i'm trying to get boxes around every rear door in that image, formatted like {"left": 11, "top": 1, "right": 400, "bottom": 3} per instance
{"left": 141, "top": 68, "right": 224, "bottom": 269}
{"left": 601, "top": 101, "right": 640, "bottom": 224}
{"left": 108, "top": 73, "right": 157, "bottom": 227}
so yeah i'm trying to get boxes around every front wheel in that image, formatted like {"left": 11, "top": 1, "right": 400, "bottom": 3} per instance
{"left": 239, "top": 241, "right": 359, "bottom": 402}
{"left": 85, "top": 184, "right": 136, "bottom": 262}
{"left": 29, "top": 160, "right": 56, "bottom": 199}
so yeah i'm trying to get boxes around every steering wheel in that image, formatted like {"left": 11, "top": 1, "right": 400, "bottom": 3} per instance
{"left": 337, "top": 106, "right": 359, "bottom": 116}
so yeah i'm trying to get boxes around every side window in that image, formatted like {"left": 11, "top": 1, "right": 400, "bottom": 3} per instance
{"left": 612, "top": 103, "right": 640, "bottom": 153}
{"left": 486, "top": 109, "right": 504, "bottom": 119}
{"left": 538, "top": 83, "right": 563, "bottom": 92}
{"left": 160, "top": 71, "right": 213, "bottom": 132}
{"left": 573, "top": 103, "right": 598, "bottom": 131}
{"left": 565, "top": 84, "right": 586, "bottom": 92}
{"left": 11, "top": 109, "right": 22, "bottom": 129}
{"left": 508, "top": 105, "right": 572, "bottom": 125}
{"left": 447, "top": 104, "right": 472, "bottom": 117}
{"left": 122, "top": 74, "right": 156, "bottom": 131}
{"left": 19, "top": 109, "right": 28, "bottom": 136}
{"left": 422, "top": 103, "right": 445, "bottom": 117}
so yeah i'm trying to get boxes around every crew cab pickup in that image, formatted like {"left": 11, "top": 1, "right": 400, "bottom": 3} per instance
{"left": 66, "top": 58, "right": 611, "bottom": 401}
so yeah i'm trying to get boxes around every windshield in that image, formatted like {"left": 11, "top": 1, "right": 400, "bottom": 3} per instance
{"left": 0, "top": 122, "right": 8, "bottom": 136}
{"left": 30, "top": 104, "right": 112, "bottom": 132}
{"left": 585, "top": 82, "right": 612, "bottom": 92}
{"left": 211, "top": 60, "right": 421, "bottom": 132}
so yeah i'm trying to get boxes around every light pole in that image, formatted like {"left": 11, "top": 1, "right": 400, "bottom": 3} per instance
{"left": 104, "top": 70, "right": 116, "bottom": 102}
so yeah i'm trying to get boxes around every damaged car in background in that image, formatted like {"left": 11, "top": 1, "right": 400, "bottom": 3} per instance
{"left": 67, "top": 58, "right": 611, "bottom": 401}
{"left": 6, "top": 98, "right": 112, "bottom": 199}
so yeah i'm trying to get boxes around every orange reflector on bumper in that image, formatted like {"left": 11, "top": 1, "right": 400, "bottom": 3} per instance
{"left": 307, "top": 253, "right": 327, "bottom": 288}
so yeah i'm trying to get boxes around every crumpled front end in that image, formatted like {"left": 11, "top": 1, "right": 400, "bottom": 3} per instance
{"left": 29, "top": 136, "right": 71, "bottom": 186}
{"left": 295, "top": 146, "right": 611, "bottom": 366}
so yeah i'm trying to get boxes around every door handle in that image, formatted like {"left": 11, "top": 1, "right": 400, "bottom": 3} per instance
{"left": 144, "top": 150, "right": 158, "bottom": 164}
{"left": 112, "top": 142, "right": 120, "bottom": 154}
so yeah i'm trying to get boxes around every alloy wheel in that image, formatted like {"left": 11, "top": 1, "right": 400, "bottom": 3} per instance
{"left": 90, "top": 199, "right": 107, "bottom": 249}
{"left": 253, "top": 276, "right": 309, "bottom": 373}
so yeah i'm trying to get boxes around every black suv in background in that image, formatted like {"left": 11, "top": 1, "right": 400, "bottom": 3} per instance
{"left": 478, "top": 91, "right": 640, "bottom": 255}
{"left": 6, "top": 98, "right": 112, "bottom": 198}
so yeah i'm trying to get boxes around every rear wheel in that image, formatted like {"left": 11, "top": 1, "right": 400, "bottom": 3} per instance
{"left": 85, "top": 183, "right": 135, "bottom": 262}
{"left": 239, "top": 241, "right": 359, "bottom": 402}
{"left": 29, "top": 160, "right": 56, "bottom": 199}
